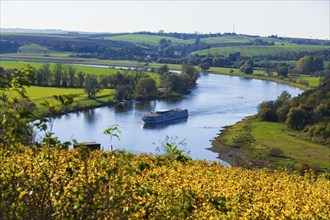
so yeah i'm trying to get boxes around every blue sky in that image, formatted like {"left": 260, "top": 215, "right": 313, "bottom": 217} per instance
{"left": 1, "top": 0, "right": 329, "bottom": 39}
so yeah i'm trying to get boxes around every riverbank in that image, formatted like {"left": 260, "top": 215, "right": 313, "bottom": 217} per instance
{"left": 1, "top": 57, "right": 316, "bottom": 90}
{"left": 211, "top": 115, "right": 330, "bottom": 172}
{"left": 208, "top": 67, "right": 312, "bottom": 90}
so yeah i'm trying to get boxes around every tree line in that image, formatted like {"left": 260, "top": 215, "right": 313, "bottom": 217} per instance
{"left": 0, "top": 63, "right": 200, "bottom": 101}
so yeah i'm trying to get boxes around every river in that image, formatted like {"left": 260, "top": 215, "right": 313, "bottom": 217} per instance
{"left": 45, "top": 73, "right": 302, "bottom": 162}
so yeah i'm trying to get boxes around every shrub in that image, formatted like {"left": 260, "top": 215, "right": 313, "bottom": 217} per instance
{"left": 267, "top": 147, "right": 284, "bottom": 157}
{"left": 286, "top": 107, "right": 308, "bottom": 130}
{"left": 1, "top": 147, "right": 329, "bottom": 219}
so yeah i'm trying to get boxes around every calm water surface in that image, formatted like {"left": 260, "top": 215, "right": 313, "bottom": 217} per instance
{"left": 48, "top": 74, "right": 302, "bottom": 162}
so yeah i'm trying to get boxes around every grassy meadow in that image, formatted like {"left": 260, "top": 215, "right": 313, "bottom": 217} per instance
{"left": 105, "top": 34, "right": 194, "bottom": 46}
{"left": 200, "top": 35, "right": 256, "bottom": 44}
{"left": 0, "top": 61, "right": 118, "bottom": 75}
{"left": 298, "top": 75, "right": 321, "bottom": 87}
{"left": 194, "top": 43, "right": 329, "bottom": 56}
{"left": 21, "top": 87, "right": 116, "bottom": 115}
{"left": 0, "top": 61, "right": 161, "bottom": 84}
{"left": 17, "top": 44, "right": 72, "bottom": 57}
{"left": 251, "top": 121, "right": 330, "bottom": 169}
{"left": 212, "top": 116, "right": 330, "bottom": 171}
{"left": 0, "top": 61, "right": 161, "bottom": 115}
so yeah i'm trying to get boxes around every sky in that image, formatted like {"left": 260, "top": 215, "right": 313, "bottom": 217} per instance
{"left": 1, "top": 0, "right": 329, "bottom": 39}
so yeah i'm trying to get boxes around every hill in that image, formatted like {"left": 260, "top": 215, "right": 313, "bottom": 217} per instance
{"left": 193, "top": 43, "right": 329, "bottom": 57}
{"left": 105, "top": 34, "right": 194, "bottom": 46}
{"left": 2, "top": 32, "right": 329, "bottom": 59}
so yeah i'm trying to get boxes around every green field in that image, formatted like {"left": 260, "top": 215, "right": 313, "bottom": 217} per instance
{"left": 16, "top": 44, "right": 71, "bottom": 57}
{"left": 18, "top": 44, "right": 51, "bottom": 54}
{"left": 200, "top": 35, "right": 256, "bottom": 44}
{"left": 0, "top": 61, "right": 160, "bottom": 83}
{"left": 24, "top": 86, "right": 116, "bottom": 114}
{"left": 212, "top": 116, "right": 329, "bottom": 170}
{"left": 106, "top": 34, "right": 194, "bottom": 46}
{"left": 194, "top": 43, "right": 329, "bottom": 56}
{"left": 298, "top": 75, "right": 321, "bottom": 87}
{"left": 0, "top": 57, "right": 185, "bottom": 71}
{"left": 251, "top": 121, "right": 329, "bottom": 169}
{"left": 208, "top": 66, "right": 265, "bottom": 75}
{"left": 0, "top": 61, "right": 117, "bottom": 75}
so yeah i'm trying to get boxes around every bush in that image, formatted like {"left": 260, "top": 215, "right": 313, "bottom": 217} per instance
{"left": 276, "top": 104, "right": 291, "bottom": 122}
{"left": 258, "top": 101, "right": 277, "bottom": 122}
{"left": 239, "top": 64, "right": 253, "bottom": 75}
{"left": 1, "top": 147, "right": 329, "bottom": 219}
{"left": 286, "top": 107, "right": 308, "bottom": 130}
{"left": 228, "top": 132, "right": 254, "bottom": 148}
{"left": 299, "top": 79, "right": 309, "bottom": 86}
{"left": 267, "top": 147, "right": 284, "bottom": 157}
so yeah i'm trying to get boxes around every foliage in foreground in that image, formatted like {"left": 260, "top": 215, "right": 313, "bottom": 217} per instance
{"left": 1, "top": 147, "right": 329, "bottom": 219}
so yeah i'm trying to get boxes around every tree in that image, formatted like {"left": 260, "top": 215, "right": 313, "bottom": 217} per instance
{"left": 115, "top": 85, "right": 133, "bottom": 101}
{"left": 286, "top": 107, "right": 308, "bottom": 130}
{"left": 162, "top": 73, "right": 182, "bottom": 93}
{"left": 276, "top": 104, "right": 291, "bottom": 122}
{"left": 85, "top": 76, "right": 101, "bottom": 98}
{"left": 212, "top": 57, "right": 230, "bottom": 67}
{"left": 109, "top": 72, "right": 126, "bottom": 88}
{"left": 258, "top": 101, "right": 277, "bottom": 122}
{"left": 296, "top": 56, "right": 324, "bottom": 74}
{"left": 199, "top": 62, "right": 210, "bottom": 72}
{"left": 157, "top": 65, "right": 169, "bottom": 74}
{"left": 277, "top": 91, "right": 292, "bottom": 101}
{"left": 182, "top": 64, "right": 200, "bottom": 81}
{"left": 240, "top": 64, "right": 253, "bottom": 75}
{"left": 35, "top": 70, "right": 45, "bottom": 86}
{"left": 133, "top": 68, "right": 148, "bottom": 89}
{"left": 136, "top": 78, "right": 157, "bottom": 99}
{"left": 61, "top": 70, "right": 69, "bottom": 87}
{"left": 53, "top": 63, "right": 63, "bottom": 87}
{"left": 276, "top": 65, "right": 289, "bottom": 78}
{"left": 67, "top": 65, "right": 76, "bottom": 87}
{"left": 0, "top": 65, "right": 37, "bottom": 147}
{"left": 77, "top": 71, "right": 85, "bottom": 87}
{"left": 39, "top": 63, "right": 52, "bottom": 86}
{"left": 100, "top": 75, "right": 111, "bottom": 88}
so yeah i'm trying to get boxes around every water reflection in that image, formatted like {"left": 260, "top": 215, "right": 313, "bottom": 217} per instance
{"left": 135, "top": 100, "right": 155, "bottom": 111}
{"left": 114, "top": 102, "right": 134, "bottom": 113}
{"left": 83, "top": 109, "right": 96, "bottom": 123}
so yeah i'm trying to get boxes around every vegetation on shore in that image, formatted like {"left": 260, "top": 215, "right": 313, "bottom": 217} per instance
{"left": 212, "top": 76, "right": 330, "bottom": 172}
{"left": 1, "top": 146, "right": 329, "bottom": 219}
{"left": 0, "top": 62, "right": 201, "bottom": 116}
{"left": 27, "top": 87, "right": 116, "bottom": 116}
{"left": 212, "top": 116, "right": 329, "bottom": 172}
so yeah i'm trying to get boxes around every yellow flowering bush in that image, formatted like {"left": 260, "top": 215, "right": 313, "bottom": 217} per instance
{"left": 1, "top": 147, "right": 329, "bottom": 219}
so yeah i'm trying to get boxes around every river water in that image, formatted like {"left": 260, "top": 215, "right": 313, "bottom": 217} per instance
{"left": 47, "top": 73, "right": 302, "bottom": 162}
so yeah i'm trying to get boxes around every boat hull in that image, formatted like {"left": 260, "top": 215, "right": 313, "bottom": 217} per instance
{"left": 142, "top": 109, "right": 188, "bottom": 124}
